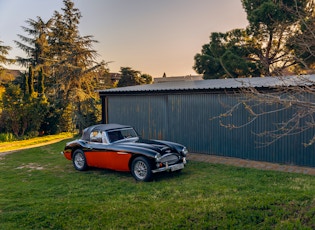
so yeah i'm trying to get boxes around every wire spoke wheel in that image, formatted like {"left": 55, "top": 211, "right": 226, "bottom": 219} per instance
{"left": 74, "top": 153, "right": 84, "bottom": 168}
{"left": 134, "top": 161, "right": 148, "bottom": 179}
{"left": 131, "top": 157, "right": 152, "bottom": 182}
{"left": 72, "top": 150, "right": 88, "bottom": 171}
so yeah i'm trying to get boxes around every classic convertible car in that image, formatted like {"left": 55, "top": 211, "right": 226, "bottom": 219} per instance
{"left": 62, "top": 124, "right": 188, "bottom": 181}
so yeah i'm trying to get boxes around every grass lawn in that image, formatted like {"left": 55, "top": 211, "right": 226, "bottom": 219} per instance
{"left": 1, "top": 139, "right": 315, "bottom": 229}
{"left": 0, "top": 133, "right": 74, "bottom": 153}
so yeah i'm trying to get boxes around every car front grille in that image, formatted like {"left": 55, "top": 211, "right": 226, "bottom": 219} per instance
{"left": 158, "top": 153, "right": 179, "bottom": 165}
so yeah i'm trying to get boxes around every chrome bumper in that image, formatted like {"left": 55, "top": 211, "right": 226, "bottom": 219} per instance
{"left": 152, "top": 157, "right": 186, "bottom": 173}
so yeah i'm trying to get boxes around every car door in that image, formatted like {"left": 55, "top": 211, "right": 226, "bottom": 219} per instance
{"left": 84, "top": 130, "right": 132, "bottom": 171}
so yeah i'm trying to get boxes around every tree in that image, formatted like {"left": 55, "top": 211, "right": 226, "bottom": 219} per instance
{"left": 194, "top": 0, "right": 310, "bottom": 79}
{"left": 1, "top": 73, "right": 48, "bottom": 137}
{"left": 1, "top": 84, "right": 24, "bottom": 136}
{"left": 15, "top": 16, "right": 53, "bottom": 69}
{"left": 140, "top": 73, "right": 153, "bottom": 84}
{"left": 242, "top": 0, "right": 308, "bottom": 75}
{"left": 0, "top": 40, "right": 14, "bottom": 81}
{"left": 94, "top": 65, "right": 113, "bottom": 90}
{"left": 47, "top": 0, "right": 104, "bottom": 131}
{"left": 118, "top": 67, "right": 153, "bottom": 87}
{"left": 287, "top": 0, "right": 315, "bottom": 71}
{"left": 0, "top": 40, "right": 13, "bottom": 70}
{"left": 194, "top": 30, "right": 261, "bottom": 79}
{"left": 211, "top": 0, "right": 315, "bottom": 146}
{"left": 13, "top": 0, "right": 105, "bottom": 133}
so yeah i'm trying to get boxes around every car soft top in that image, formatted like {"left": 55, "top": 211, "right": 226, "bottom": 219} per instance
{"left": 81, "top": 124, "right": 131, "bottom": 141}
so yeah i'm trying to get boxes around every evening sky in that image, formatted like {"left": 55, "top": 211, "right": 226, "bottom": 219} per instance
{"left": 0, "top": 0, "right": 248, "bottom": 77}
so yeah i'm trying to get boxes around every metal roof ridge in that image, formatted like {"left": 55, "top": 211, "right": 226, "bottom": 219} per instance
{"left": 97, "top": 74, "right": 315, "bottom": 93}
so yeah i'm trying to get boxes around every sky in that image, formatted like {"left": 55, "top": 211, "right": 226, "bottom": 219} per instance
{"left": 0, "top": 0, "right": 248, "bottom": 78}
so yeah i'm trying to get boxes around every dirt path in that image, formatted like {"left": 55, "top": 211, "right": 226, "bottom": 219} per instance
{"left": 188, "top": 153, "right": 315, "bottom": 176}
{"left": 0, "top": 138, "right": 69, "bottom": 157}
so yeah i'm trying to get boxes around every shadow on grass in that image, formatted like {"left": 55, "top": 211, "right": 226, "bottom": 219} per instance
{"left": 77, "top": 166, "right": 189, "bottom": 182}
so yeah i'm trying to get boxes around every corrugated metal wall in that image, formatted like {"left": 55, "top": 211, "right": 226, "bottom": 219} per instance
{"left": 106, "top": 93, "right": 315, "bottom": 167}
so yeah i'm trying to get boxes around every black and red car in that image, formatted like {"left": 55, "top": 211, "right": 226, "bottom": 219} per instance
{"left": 62, "top": 124, "right": 188, "bottom": 181}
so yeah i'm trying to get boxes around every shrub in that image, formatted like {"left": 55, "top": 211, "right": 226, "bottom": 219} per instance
{"left": 0, "top": 132, "right": 16, "bottom": 142}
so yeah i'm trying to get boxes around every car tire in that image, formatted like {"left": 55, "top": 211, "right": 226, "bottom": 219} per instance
{"left": 131, "top": 156, "right": 153, "bottom": 182}
{"left": 72, "top": 149, "right": 88, "bottom": 171}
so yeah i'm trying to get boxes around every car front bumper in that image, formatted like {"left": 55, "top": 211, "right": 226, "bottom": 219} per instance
{"left": 151, "top": 157, "right": 186, "bottom": 173}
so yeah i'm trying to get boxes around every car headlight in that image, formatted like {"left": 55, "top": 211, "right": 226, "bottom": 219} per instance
{"left": 181, "top": 147, "right": 188, "bottom": 156}
{"left": 155, "top": 153, "right": 161, "bottom": 160}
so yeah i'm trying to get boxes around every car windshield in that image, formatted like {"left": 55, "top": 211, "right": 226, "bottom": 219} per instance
{"left": 107, "top": 128, "right": 138, "bottom": 143}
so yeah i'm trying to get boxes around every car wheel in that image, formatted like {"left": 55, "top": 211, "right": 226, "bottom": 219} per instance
{"left": 72, "top": 149, "right": 88, "bottom": 171}
{"left": 131, "top": 156, "right": 153, "bottom": 182}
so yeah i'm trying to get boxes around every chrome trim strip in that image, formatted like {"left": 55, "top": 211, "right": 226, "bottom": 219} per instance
{"left": 117, "top": 151, "right": 129, "bottom": 155}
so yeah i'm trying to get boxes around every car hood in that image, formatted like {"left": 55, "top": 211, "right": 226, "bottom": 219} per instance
{"left": 113, "top": 138, "right": 181, "bottom": 155}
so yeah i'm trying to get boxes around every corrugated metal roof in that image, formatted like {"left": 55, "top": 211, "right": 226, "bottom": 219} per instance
{"left": 98, "top": 75, "right": 315, "bottom": 94}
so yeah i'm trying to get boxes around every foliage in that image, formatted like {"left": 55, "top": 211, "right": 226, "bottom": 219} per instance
{"left": 0, "top": 83, "right": 48, "bottom": 138}
{"left": 8, "top": 0, "right": 105, "bottom": 135}
{"left": 0, "top": 40, "right": 13, "bottom": 71}
{"left": 1, "top": 141, "right": 315, "bottom": 229}
{"left": 0, "top": 133, "right": 15, "bottom": 142}
{"left": 118, "top": 67, "right": 153, "bottom": 87}
{"left": 194, "top": 0, "right": 313, "bottom": 79}
{"left": 1, "top": 84, "right": 25, "bottom": 136}
{"left": 15, "top": 16, "right": 52, "bottom": 69}
{"left": 94, "top": 65, "right": 113, "bottom": 90}
{"left": 194, "top": 30, "right": 261, "bottom": 79}
{"left": 287, "top": 0, "right": 315, "bottom": 71}
{"left": 140, "top": 73, "right": 153, "bottom": 84}
{"left": 0, "top": 40, "right": 15, "bottom": 86}
{"left": 208, "top": 1, "right": 315, "bottom": 146}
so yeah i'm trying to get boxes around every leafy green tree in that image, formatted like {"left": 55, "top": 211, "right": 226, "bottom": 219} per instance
{"left": 15, "top": 16, "right": 53, "bottom": 70}
{"left": 0, "top": 40, "right": 13, "bottom": 70}
{"left": 1, "top": 78, "right": 48, "bottom": 138}
{"left": 28, "top": 67, "right": 35, "bottom": 98}
{"left": 37, "top": 67, "right": 46, "bottom": 100}
{"left": 14, "top": 0, "right": 105, "bottom": 133}
{"left": 194, "top": 30, "right": 260, "bottom": 79}
{"left": 94, "top": 65, "right": 113, "bottom": 90}
{"left": 210, "top": 0, "right": 315, "bottom": 146}
{"left": 118, "top": 67, "right": 141, "bottom": 87}
{"left": 47, "top": 0, "right": 104, "bottom": 131}
{"left": 140, "top": 73, "right": 153, "bottom": 84}
{"left": 1, "top": 84, "right": 23, "bottom": 136}
{"left": 287, "top": 0, "right": 315, "bottom": 72}
{"left": 194, "top": 0, "right": 310, "bottom": 78}
{"left": 118, "top": 67, "right": 153, "bottom": 87}
{"left": 242, "top": 0, "right": 308, "bottom": 76}
{"left": 0, "top": 40, "right": 14, "bottom": 84}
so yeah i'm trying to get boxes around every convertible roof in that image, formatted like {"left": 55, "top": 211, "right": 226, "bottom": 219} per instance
{"left": 81, "top": 124, "right": 131, "bottom": 141}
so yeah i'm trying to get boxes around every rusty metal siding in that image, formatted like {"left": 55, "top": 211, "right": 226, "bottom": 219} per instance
{"left": 105, "top": 92, "right": 315, "bottom": 167}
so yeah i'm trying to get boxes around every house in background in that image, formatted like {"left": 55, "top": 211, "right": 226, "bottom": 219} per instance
{"left": 98, "top": 75, "right": 315, "bottom": 168}
{"left": 0, "top": 69, "right": 22, "bottom": 84}
{"left": 154, "top": 74, "right": 203, "bottom": 83}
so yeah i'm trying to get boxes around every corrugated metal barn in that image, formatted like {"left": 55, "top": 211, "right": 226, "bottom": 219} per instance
{"left": 98, "top": 75, "right": 315, "bottom": 168}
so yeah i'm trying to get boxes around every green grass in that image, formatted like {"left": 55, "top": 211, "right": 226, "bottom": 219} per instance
{"left": 1, "top": 140, "right": 315, "bottom": 229}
